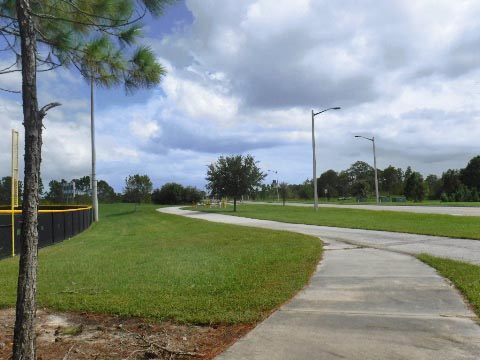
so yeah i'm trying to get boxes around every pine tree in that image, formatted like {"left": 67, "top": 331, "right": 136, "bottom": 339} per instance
{"left": 0, "top": 1, "right": 171, "bottom": 358}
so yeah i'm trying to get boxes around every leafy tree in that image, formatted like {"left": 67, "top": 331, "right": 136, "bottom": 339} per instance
{"left": 206, "top": 155, "right": 266, "bottom": 212}
{"left": 0, "top": 1, "right": 171, "bottom": 356}
{"left": 404, "top": 171, "right": 425, "bottom": 202}
{"left": 0, "top": 176, "right": 23, "bottom": 205}
{"left": 152, "top": 182, "right": 184, "bottom": 204}
{"left": 279, "top": 182, "right": 289, "bottom": 206}
{"left": 183, "top": 186, "right": 203, "bottom": 204}
{"left": 317, "top": 170, "right": 339, "bottom": 199}
{"left": 73, "top": 175, "right": 91, "bottom": 195}
{"left": 461, "top": 155, "right": 480, "bottom": 191}
{"left": 123, "top": 174, "right": 153, "bottom": 204}
{"left": 440, "top": 169, "right": 462, "bottom": 196}
{"left": 336, "top": 171, "right": 351, "bottom": 197}
{"left": 97, "top": 180, "right": 116, "bottom": 203}
{"left": 381, "top": 165, "right": 404, "bottom": 195}
{"left": 425, "top": 174, "right": 441, "bottom": 200}
{"left": 45, "top": 179, "right": 67, "bottom": 203}
{"left": 351, "top": 179, "right": 370, "bottom": 199}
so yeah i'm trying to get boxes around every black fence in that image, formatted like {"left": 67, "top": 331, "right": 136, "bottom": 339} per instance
{"left": 0, "top": 205, "right": 92, "bottom": 259}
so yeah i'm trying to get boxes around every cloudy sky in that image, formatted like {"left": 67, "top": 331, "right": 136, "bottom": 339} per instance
{"left": 1, "top": 0, "right": 480, "bottom": 192}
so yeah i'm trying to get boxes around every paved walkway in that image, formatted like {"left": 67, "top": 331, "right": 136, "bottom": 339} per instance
{"left": 247, "top": 201, "right": 480, "bottom": 217}
{"left": 159, "top": 207, "right": 480, "bottom": 359}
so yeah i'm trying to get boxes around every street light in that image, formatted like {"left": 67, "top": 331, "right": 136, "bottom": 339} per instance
{"left": 267, "top": 169, "right": 279, "bottom": 202}
{"left": 354, "top": 135, "right": 379, "bottom": 204}
{"left": 312, "top": 107, "right": 341, "bottom": 212}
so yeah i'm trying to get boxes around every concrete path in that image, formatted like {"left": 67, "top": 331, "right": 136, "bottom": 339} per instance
{"left": 159, "top": 207, "right": 480, "bottom": 359}
{"left": 246, "top": 201, "right": 480, "bottom": 217}
{"left": 160, "top": 207, "right": 480, "bottom": 264}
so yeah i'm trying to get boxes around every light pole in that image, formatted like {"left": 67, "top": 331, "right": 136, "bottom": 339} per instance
{"left": 267, "top": 169, "right": 279, "bottom": 202}
{"left": 312, "top": 107, "right": 341, "bottom": 212}
{"left": 354, "top": 135, "right": 379, "bottom": 203}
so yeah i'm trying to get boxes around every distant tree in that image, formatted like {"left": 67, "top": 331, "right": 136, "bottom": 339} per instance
{"left": 123, "top": 175, "right": 153, "bottom": 204}
{"left": 381, "top": 166, "right": 404, "bottom": 195}
{"left": 461, "top": 155, "right": 480, "bottom": 191}
{"left": 73, "top": 176, "right": 91, "bottom": 195}
{"left": 351, "top": 180, "right": 370, "bottom": 199}
{"left": 183, "top": 186, "right": 204, "bottom": 204}
{"left": 404, "top": 171, "right": 425, "bottom": 202}
{"left": 425, "top": 174, "right": 441, "bottom": 200}
{"left": 97, "top": 180, "right": 117, "bottom": 203}
{"left": 336, "top": 171, "right": 351, "bottom": 197}
{"left": 152, "top": 183, "right": 184, "bottom": 204}
{"left": 0, "top": 177, "right": 23, "bottom": 205}
{"left": 206, "top": 155, "right": 266, "bottom": 212}
{"left": 46, "top": 179, "right": 67, "bottom": 203}
{"left": 279, "top": 182, "right": 289, "bottom": 206}
{"left": 440, "top": 169, "right": 462, "bottom": 196}
{"left": 317, "top": 170, "right": 339, "bottom": 199}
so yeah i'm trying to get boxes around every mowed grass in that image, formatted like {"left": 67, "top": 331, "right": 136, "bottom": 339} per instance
{"left": 0, "top": 204, "right": 321, "bottom": 324}
{"left": 417, "top": 254, "right": 480, "bottom": 316}
{"left": 192, "top": 204, "right": 480, "bottom": 239}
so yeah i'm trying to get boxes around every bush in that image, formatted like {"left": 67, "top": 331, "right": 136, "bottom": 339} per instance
{"left": 152, "top": 183, "right": 204, "bottom": 205}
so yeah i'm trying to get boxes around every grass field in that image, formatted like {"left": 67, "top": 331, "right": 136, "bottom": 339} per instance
{"left": 417, "top": 254, "right": 480, "bottom": 317}
{"left": 0, "top": 204, "right": 321, "bottom": 324}
{"left": 191, "top": 204, "right": 480, "bottom": 239}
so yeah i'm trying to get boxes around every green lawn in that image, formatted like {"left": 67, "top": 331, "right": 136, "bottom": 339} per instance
{"left": 191, "top": 204, "right": 480, "bottom": 239}
{"left": 417, "top": 254, "right": 480, "bottom": 317}
{"left": 0, "top": 204, "right": 321, "bottom": 324}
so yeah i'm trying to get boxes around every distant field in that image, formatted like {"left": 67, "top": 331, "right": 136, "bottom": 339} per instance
{"left": 0, "top": 204, "right": 321, "bottom": 324}
{"left": 191, "top": 204, "right": 480, "bottom": 240}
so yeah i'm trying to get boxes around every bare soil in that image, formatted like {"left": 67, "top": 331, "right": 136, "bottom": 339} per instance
{"left": 0, "top": 309, "right": 253, "bottom": 360}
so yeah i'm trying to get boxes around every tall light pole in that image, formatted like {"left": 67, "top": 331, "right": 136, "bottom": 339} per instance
{"left": 90, "top": 73, "right": 98, "bottom": 222}
{"left": 312, "top": 107, "right": 341, "bottom": 212}
{"left": 355, "top": 135, "right": 379, "bottom": 204}
{"left": 267, "top": 169, "right": 279, "bottom": 202}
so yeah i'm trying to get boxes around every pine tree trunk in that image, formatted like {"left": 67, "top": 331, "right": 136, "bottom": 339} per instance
{"left": 233, "top": 197, "right": 237, "bottom": 212}
{"left": 14, "top": 0, "right": 41, "bottom": 358}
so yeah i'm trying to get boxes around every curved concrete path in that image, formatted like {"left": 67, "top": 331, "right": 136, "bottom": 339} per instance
{"left": 159, "top": 207, "right": 480, "bottom": 359}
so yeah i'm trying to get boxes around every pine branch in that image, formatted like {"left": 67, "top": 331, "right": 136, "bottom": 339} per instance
{"left": 39, "top": 102, "right": 61, "bottom": 120}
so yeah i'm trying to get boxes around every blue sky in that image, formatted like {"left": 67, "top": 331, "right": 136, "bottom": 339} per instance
{"left": 1, "top": 0, "right": 480, "bottom": 192}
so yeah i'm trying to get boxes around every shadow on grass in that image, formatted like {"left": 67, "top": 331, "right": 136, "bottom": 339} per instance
{"left": 105, "top": 210, "right": 137, "bottom": 218}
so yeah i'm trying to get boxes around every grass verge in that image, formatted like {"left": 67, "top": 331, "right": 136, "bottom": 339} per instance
{"left": 190, "top": 204, "right": 480, "bottom": 239}
{"left": 417, "top": 254, "right": 480, "bottom": 316}
{"left": 0, "top": 204, "right": 321, "bottom": 324}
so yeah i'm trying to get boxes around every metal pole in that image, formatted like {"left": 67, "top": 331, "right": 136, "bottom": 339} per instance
{"left": 276, "top": 173, "right": 279, "bottom": 202}
{"left": 373, "top": 137, "right": 379, "bottom": 203}
{"left": 91, "top": 75, "right": 99, "bottom": 221}
{"left": 312, "top": 110, "right": 318, "bottom": 211}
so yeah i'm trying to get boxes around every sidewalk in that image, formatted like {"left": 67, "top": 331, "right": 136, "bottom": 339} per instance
{"left": 159, "top": 207, "right": 480, "bottom": 359}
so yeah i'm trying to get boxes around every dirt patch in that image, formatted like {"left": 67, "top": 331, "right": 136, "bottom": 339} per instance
{"left": 0, "top": 308, "right": 253, "bottom": 359}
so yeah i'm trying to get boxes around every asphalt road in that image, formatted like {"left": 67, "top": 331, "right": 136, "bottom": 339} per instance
{"left": 246, "top": 201, "right": 480, "bottom": 216}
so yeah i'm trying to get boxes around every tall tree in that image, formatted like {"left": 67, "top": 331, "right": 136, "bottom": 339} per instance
{"left": 279, "top": 182, "right": 289, "bottom": 206}
{"left": 461, "top": 155, "right": 480, "bottom": 191}
{"left": 206, "top": 154, "right": 266, "bottom": 212}
{"left": 123, "top": 174, "right": 153, "bottom": 204}
{"left": 404, "top": 171, "right": 426, "bottom": 202}
{"left": 0, "top": 1, "right": 170, "bottom": 357}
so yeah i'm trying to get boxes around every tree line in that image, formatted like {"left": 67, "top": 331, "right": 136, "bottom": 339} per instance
{"left": 257, "top": 155, "right": 480, "bottom": 203}
{"left": 0, "top": 174, "right": 205, "bottom": 206}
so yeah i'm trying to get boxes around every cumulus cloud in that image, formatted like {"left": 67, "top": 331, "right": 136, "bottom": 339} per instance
{"left": 2, "top": 0, "right": 480, "bottom": 191}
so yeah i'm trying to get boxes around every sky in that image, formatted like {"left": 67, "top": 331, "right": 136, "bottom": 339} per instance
{"left": 1, "top": 0, "right": 480, "bottom": 192}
